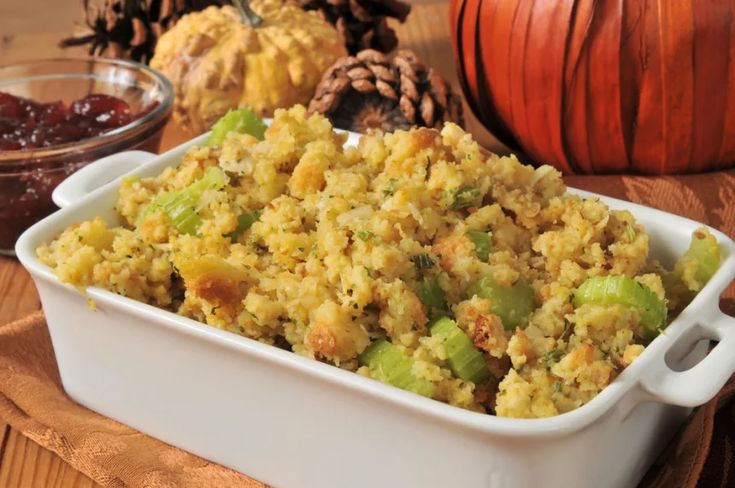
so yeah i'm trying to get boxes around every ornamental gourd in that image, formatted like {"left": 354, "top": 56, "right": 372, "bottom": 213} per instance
{"left": 151, "top": 0, "right": 346, "bottom": 133}
{"left": 450, "top": 0, "right": 735, "bottom": 174}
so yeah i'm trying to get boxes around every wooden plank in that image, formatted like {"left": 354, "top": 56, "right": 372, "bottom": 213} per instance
{"left": 0, "top": 1, "right": 84, "bottom": 64}
{"left": 0, "top": 421, "right": 8, "bottom": 462}
{"left": 0, "top": 428, "right": 99, "bottom": 488}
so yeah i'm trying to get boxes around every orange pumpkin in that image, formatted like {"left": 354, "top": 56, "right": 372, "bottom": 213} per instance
{"left": 450, "top": 0, "right": 735, "bottom": 175}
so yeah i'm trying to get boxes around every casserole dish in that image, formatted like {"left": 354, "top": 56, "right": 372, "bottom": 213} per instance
{"left": 16, "top": 131, "right": 735, "bottom": 488}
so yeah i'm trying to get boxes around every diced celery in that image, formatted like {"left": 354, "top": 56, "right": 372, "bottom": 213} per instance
{"left": 540, "top": 348, "right": 565, "bottom": 367}
{"left": 382, "top": 179, "right": 398, "bottom": 196}
{"left": 468, "top": 276, "right": 535, "bottom": 330}
{"left": 121, "top": 175, "right": 140, "bottom": 185}
{"left": 186, "top": 166, "right": 228, "bottom": 195}
{"left": 467, "top": 229, "right": 492, "bottom": 262}
{"left": 430, "top": 317, "right": 490, "bottom": 384}
{"left": 359, "top": 339, "right": 392, "bottom": 365}
{"left": 164, "top": 192, "right": 201, "bottom": 235}
{"left": 207, "top": 107, "right": 267, "bottom": 146}
{"left": 227, "top": 210, "right": 262, "bottom": 242}
{"left": 574, "top": 275, "right": 667, "bottom": 338}
{"left": 143, "top": 167, "right": 228, "bottom": 235}
{"left": 675, "top": 228, "right": 721, "bottom": 291}
{"left": 359, "top": 339, "right": 436, "bottom": 397}
{"left": 451, "top": 186, "right": 481, "bottom": 210}
{"left": 356, "top": 230, "right": 375, "bottom": 241}
{"left": 416, "top": 275, "right": 449, "bottom": 318}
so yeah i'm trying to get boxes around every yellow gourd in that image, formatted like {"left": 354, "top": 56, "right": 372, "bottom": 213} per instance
{"left": 151, "top": 0, "right": 346, "bottom": 133}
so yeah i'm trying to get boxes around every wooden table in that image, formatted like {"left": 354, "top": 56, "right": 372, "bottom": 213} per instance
{"left": 0, "top": 1, "right": 501, "bottom": 485}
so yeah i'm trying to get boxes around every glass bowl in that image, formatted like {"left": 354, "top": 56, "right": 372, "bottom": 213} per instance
{"left": 0, "top": 58, "right": 173, "bottom": 255}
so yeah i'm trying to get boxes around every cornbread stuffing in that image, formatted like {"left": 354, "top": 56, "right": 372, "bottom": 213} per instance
{"left": 37, "top": 105, "right": 718, "bottom": 418}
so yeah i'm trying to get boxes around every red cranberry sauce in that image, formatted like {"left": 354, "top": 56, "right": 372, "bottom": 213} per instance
{"left": 0, "top": 91, "right": 156, "bottom": 151}
{"left": 0, "top": 91, "right": 161, "bottom": 253}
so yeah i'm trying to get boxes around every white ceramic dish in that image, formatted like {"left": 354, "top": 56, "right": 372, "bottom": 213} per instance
{"left": 16, "top": 131, "right": 735, "bottom": 488}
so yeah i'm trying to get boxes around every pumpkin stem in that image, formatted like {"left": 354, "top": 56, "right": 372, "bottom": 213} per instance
{"left": 232, "top": 0, "right": 263, "bottom": 27}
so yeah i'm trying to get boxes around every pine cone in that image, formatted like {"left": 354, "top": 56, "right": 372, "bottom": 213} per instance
{"left": 309, "top": 49, "right": 464, "bottom": 133}
{"left": 60, "top": 0, "right": 227, "bottom": 64}
{"left": 298, "top": 0, "right": 410, "bottom": 54}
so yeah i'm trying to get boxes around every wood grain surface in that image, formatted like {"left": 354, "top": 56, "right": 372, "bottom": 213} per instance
{"left": 0, "top": 1, "right": 494, "bottom": 486}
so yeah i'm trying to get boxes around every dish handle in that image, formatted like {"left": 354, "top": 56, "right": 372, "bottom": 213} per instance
{"left": 52, "top": 150, "right": 157, "bottom": 208}
{"left": 638, "top": 310, "right": 735, "bottom": 407}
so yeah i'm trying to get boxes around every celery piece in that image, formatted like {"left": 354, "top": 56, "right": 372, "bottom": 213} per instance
{"left": 574, "top": 275, "right": 667, "bottom": 338}
{"left": 144, "top": 167, "right": 228, "bottom": 235}
{"left": 417, "top": 275, "right": 449, "bottom": 318}
{"left": 382, "top": 179, "right": 398, "bottom": 197}
{"left": 207, "top": 107, "right": 267, "bottom": 146}
{"left": 675, "top": 228, "right": 721, "bottom": 291}
{"left": 164, "top": 192, "right": 201, "bottom": 235}
{"left": 468, "top": 276, "right": 535, "bottom": 331}
{"left": 121, "top": 175, "right": 140, "bottom": 185}
{"left": 540, "top": 348, "right": 565, "bottom": 368}
{"left": 356, "top": 230, "right": 375, "bottom": 241}
{"left": 185, "top": 166, "right": 228, "bottom": 195}
{"left": 227, "top": 210, "right": 262, "bottom": 242}
{"left": 451, "top": 186, "right": 481, "bottom": 210}
{"left": 430, "top": 317, "right": 490, "bottom": 384}
{"left": 359, "top": 339, "right": 436, "bottom": 397}
{"left": 467, "top": 229, "right": 492, "bottom": 262}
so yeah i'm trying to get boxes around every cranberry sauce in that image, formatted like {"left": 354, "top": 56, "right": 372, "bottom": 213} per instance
{"left": 0, "top": 91, "right": 163, "bottom": 254}
{"left": 0, "top": 91, "right": 157, "bottom": 150}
